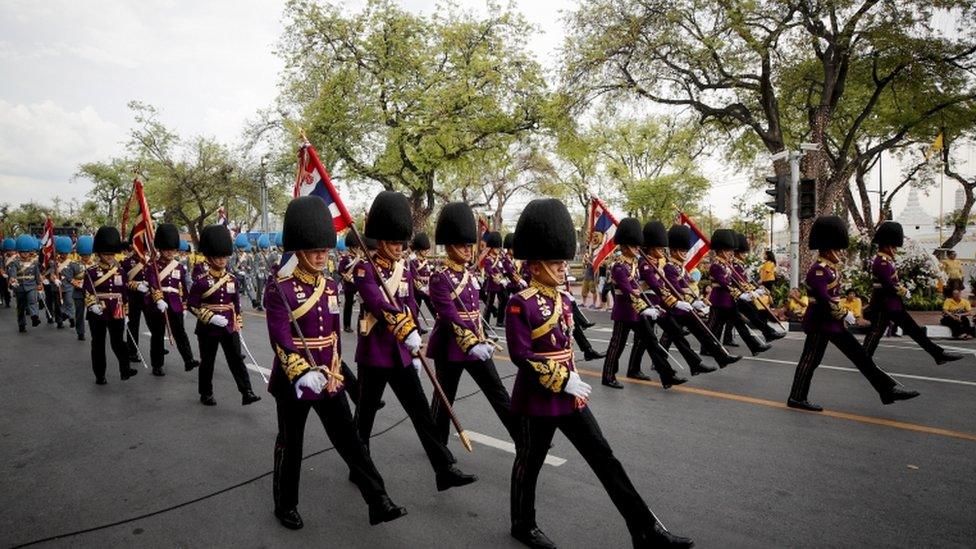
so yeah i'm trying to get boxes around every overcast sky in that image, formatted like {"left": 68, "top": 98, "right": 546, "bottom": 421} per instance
{"left": 0, "top": 0, "right": 969, "bottom": 227}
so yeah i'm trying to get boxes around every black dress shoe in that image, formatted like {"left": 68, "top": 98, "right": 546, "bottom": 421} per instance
{"left": 718, "top": 355, "right": 742, "bottom": 368}
{"left": 935, "top": 352, "right": 964, "bottom": 365}
{"left": 880, "top": 386, "right": 920, "bottom": 405}
{"left": 274, "top": 507, "right": 303, "bottom": 530}
{"left": 18, "top": 326, "right": 26, "bottom": 333}
{"left": 163, "top": 348, "right": 170, "bottom": 355}
{"left": 69, "top": 319, "right": 75, "bottom": 328}
{"left": 787, "top": 398, "right": 823, "bottom": 412}
{"left": 32, "top": 315, "right": 41, "bottom": 327}
{"left": 47, "top": 316, "right": 54, "bottom": 324}
{"left": 152, "top": 367, "right": 165, "bottom": 377}
{"left": 602, "top": 379, "right": 624, "bottom": 389}
{"left": 723, "top": 339, "right": 738, "bottom": 347}
{"left": 121, "top": 368, "right": 139, "bottom": 380}
{"left": 634, "top": 522, "right": 695, "bottom": 548}
{"left": 56, "top": 322, "right": 63, "bottom": 329}
{"left": 368, "top": 495, "right": 407, "bottom": 525}
{"left": 78, "top": 334, "right": 85, "bottom": 341}
{"left": 95, "top": 377, "right": 107, "bottom": 385}
{"left": 512, "top": 526, "right": 557, "bottom": 549}
{"left": 185, "top": 359, "right": 200, "bottom": 372}
{"left": 690, "top": 362, "right": 717, "bottom": 376}
{"left": 343, "top": 326, "right": 353, "bottom": 333}
{"left": 583, "top": 349, "right": 606, "bottom": 361}
{"left": 627, "top": 371, "right": 653, "bottom": 381}
{"left": 242, "top": 391, "right": 262, "bottom": 405}
{"left": 661, "top": 375, "right": 688, "bottom": 390}
{"left": 200, "top": 394, "right": 217, "bottom": 406}
{"left": 435, "top": 466, "right": 477, "bottom": 491}
{"left": 750, "top": 342, "right": 772, "bottom": 355}
{"left": 418, "top": 327, "right": 429, "bottom": 335}
{"left": 765, "top": 330, "right": 786, "bottom": 341}
{"left": 128, "top": 354, "right": 141, "bottom": 363}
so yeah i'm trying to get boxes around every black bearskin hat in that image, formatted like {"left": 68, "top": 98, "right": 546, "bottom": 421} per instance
{"left": 410, "top": 232, "right": 431, "bottom": 251}
{"left": 668, "top": 225, "right": 692, "bottom": 251}
{"left": 154, "top": 223, "right": 180, "bottom": 251}
{"left": 365, "top": 191, "right": 413, "bottom": 242}
{"left": 282, "top": 196, "right": 337, "bottom": 252}
{"left": 872, "top": 221, "right": 904, "bottom": 248}
{"left": 642, "top": 221, "right": 668, "bottom": 248}
{"left": 710, "top": 229, "right": 737, "bottom": 251}
{"left": 93, "top": 226, "right": 123, "bottom": 254}
{"left": 735, "top": 232, "right": 750, "bottom": 254}
{"left": 614, "top": 218, "right": 643, "bottom": 247}
{"left": 434, "top": 202, "right": 477, "bottom": 245}
{"left": 199, "top": 225, "right": 233, "bottom": 257}
{"left": 484, "top": 231, "right": 503, "bottom": 249}
{"left": 503, "top": 233, "right": 514, "bottom": 250}
{"left": 513, "top": 198, "right": 576, "bottom": 261}
{"left": 808, "top": 216, "right": 849, "bottom": 251}
{"left": 365, "top": 237, "right": 378, "bottom": 250}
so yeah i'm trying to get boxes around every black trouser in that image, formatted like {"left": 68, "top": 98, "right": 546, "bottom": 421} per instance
{"left": 571, "top": 300, "right": 589, "bottom": 326}
{"left": 602, "top": 319, "right": 676, "bottom": 381}
{"left": 254, "top": 276, "right": 266, "bottom": 308}
{"left": 145, "top": 310, "right": 196, "bottom": 369}
{"left": 863, "top": 308, "right": 945, "bottom": 360}
{"left": 662, "top": 313, "right": 732, "bottom": 361}
{"left": 940, "top": 315, "right": 975, "bottom": 338}
{"left": 0, "top": 276, "right": 9, "bottom": 307}
{"left": 354, "top": 364, "right": 456, "bottom": 473}
{"left": 789, "top": 330, "right": 897, "bottom": 402}
{"left": 73, "top": 296, "right": 87, "bottom": 337}
{"left": 44, "top": 285, "right": 62, "bottom": 325}
{"left": 88, "top": 315, "right": 130, "bottom": 380}
{"left": 709, "top": 306, "right": 766, "bottom": 354}
{"left": 415, "top": 292, "right": 436, "bottom": 323}
{"left": 198, "top": 331, "right": 253, "bottom": 397}
{"left": 342, "top": 286, "right": 356, "bottom": 330}
{"left": 273, "top": 394, "right": 387, "bottom": 512}
{"left": 495, "top": 290, "right": 510, "bottom": 326}
{"left": 735, "top": 300, "right": 779, "bottom": 339}
{"left": 511, "top": 408, "right": 655, "bottom": 534}
{"left": 126, "top": 290, "right": 144, "bottom": 357}
{"left": 572, "top": 324, "right": 600, "bottom": 356}
{"left": 630, "top": 314, "right": 701, "bottom": 372}
{"left": 483, "top": 290, "right": 501, "bottom": 324}
{"left": 431, "top": 358, "right": 516, "bottom": 445}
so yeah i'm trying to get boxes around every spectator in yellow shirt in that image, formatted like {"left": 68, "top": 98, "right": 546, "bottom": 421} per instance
{"left": 941, "top": 288, "right": 974, "bottom": 339}
{"left": 759, "top": 251, "right": 777, "bottom": 292}
{"left": 786, "top": 287, "right": 808, "bottom": 322}
{"left": 839, "top": 289, "right": 870, "bottom": 328}
{"left": 941, "top": 250, "right": 964, "bottom": 297}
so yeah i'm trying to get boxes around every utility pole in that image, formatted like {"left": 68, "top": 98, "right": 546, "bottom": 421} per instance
{"left": 260, "top": 156, "right": 269, "bottom": 235}
{"left": 771, "top": 143, "right": 820, "bottom": 289}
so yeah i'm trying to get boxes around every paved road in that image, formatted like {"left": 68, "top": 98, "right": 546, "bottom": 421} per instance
{"left": 1, "top": 302, "right": 974, "bottom": 548}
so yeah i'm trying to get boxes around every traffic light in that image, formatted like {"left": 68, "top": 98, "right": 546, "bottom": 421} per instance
{"left": 764, "top": 175, "right": 787, "bottom": 214}
{"left": 798, "top": 178, "right": 817, "bottom": 219}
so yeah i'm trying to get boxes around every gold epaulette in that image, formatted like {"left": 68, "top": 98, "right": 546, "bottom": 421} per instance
{"left": 518, "top": 286, "right": 539, "bottom": 299}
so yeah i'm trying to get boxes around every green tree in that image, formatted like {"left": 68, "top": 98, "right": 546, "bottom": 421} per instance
{"left": 74, "top": 158, "right": 134, "bottom": 225}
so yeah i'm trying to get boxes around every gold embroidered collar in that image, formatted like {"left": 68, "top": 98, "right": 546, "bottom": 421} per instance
{"left": 530, "top": 279, "right": 559, "bottom": 299}
{"left": 444, "top": 258, "right": 466, "bottom": 272}
{"left": 293, "top": 266, "right": 321, "bottom": 285}
{"left": 374, "top": 254, "right": 392, "bottom": 269}
{"left": 209, "top": 268, "right": 226, "bottom": 278}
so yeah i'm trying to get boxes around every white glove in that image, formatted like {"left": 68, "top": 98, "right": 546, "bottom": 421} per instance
{"left": 42, "top": 279, "right": 50, "bottom": 285}
{"left": 137, "top": 282, "right": 149, "bottom": 293}
{"left": 700, "top": 306, "right": 710, "bottom": 316}
{"left": 739, "top": 292, "right": 753, "bottom": 301}
{"left": 411, "top": 357, "right": 423, "bottom": 371}
{"left": 566, "top": 292, "right": 576, "bottom": 302}
{"left": 754, "top": 287, "right": 767, "bottom": 296}
{"left": 209, "top": 315, "right": 229, "bottom": 327}
{"left": 468, "top": 342, "right": 494, "bottom": 361}
{"left": 844, "top": 311, "right": 856, "bottom": 326}
{"left": 675, "top": 301, "right": 694, "bottom": 312}
{"left": 404, "top": 330, "right": 423, "bottom": 353}
{"left": 294, "top": 370, "right": 327, "bottom": 399}
{"left": 55, "top": 279, "right": 61, "bottom": 287}
{"left": 640, "top": 307, "right": 660, "bottom": 320}
{"left": 88, "top": 304, "right": 103, "bottom": 315}
{"left": 564, "top": 371, "right": 592, "bottom": 399}
{"left": 156, "top": 300, "right": 168, "bottom": 312}
{"left": 519, "top": 279, "right": 528, "bottom": 288}
{"left": 692, "top": 300, "right": 706, "bottom": 310}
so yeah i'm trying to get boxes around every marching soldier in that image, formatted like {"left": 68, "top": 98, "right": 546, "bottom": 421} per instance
{"left": 253, "top": 233, "right": 272, "bottom": 311}
{"left": 481, "top": 231, "right": 506, "bottom": 326}
{"left": 862, "top": 221, "right": 963, "bottom": 365}
{"left": 265, "top": 196, "right": 406, "bottom": 530}
{"left": 601, "top": 218, "right": 685, "bottom": 389}
{"left": 506, "top": 198, "right": 694, "bottom": 549}
{"left": 337, "top": 235, "right": 363, "bottom": 333}
{"left": 427, "top": 202, "right": 516, "bottom": 445}
{"left": 707, "top": 229, "right": 771, "bottom": 356}
{"left": 661, "top": 225, "right": 742, "bottom": 367}
{"left": 788, "top": 216, "right": 920, "bottom": 411}
{"left": 731, "top": 233, "right": 784, "bottom": 342}
{"left": 628, "top": 221, "right": 720, "bottom": 376}
{"left": 70, "top": 235, "right": 95, "bottom": 341}
{"left": 144, "top": 223, "right": 201, "bottom": 376}
{"left": 45, "top": 236, "right": 75, "bottom": 329}
{"left": 188, "top": 225, "right": 261, "bottom": 406}
{"left": 230, "top": 234, "right": 258, "bottom": 309}
{"left": 409, "top": 232, "right": 435, "bottom": 323}
{"left": 83, "top": 227, "right": 137, "bottom": 384}
{"left": 1, "top": 237, "right": 15, "bottom": 308}
{"left": 353, "top": 190, "right": 477, "bottom": 491}
{"left": 8, "top": 235, "right": 42, "bottom": 332}
{"left": 121, "top": 234, "right": 149, "bottom": 363}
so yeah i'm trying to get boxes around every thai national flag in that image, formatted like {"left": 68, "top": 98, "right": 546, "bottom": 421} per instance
{"left": 40, "top": 217, "right": 55, "bottom": 268}
{"left": 678, "top": 211, "right": 710, "bottom": 272}
{"left": 294, "top": 142, "right": 353, "bottom": 233}
{"left": 589, "top": 197, "right": 619, "bottom": 270}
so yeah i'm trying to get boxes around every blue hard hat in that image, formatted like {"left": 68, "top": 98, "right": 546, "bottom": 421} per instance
{"left": 273, "top": 232, "right": 283, "bottom": 247}
{"left": 234, "top": 233, "right": 251, "bottom": 250}
{"left": 179, "top": 239, "right": 190, "bottom": 252}
{"left": 76, "top": 235, "right": 94, "bottom": 255}
{"left": 55, "top": 235, "right": 73, "bottom": 254}
{"left": 2, "top": 237, "right": 14, "bottom": 251}
{"left": 257, "top": 233, "right": 271, "bottom": 249}
{"left": 336, "top": 233, "right": 347, "bottom": 252}
{"left": 15, "top": 234, "right": 36, "bottom": 252}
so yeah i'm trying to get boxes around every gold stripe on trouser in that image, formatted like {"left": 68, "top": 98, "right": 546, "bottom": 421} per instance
{"left": 602, "top": 321, "right": 628, "bottom": 380}
{"left": 862, "top": 310, "right": 888, "bottom": 356}
{"left": 790, "top": 332, "right": 827, "bottom": 401}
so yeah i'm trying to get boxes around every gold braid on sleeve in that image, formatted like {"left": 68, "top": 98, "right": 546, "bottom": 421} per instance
{"left": 630, "top": 292, "right": 646, "bottom": 314}
{"left": 383, "top": 310, "right": 417, "bottom": 341}
{"left": 84, "top": 292, "right": 98, "bottom": 307}
{"left": 191, "top": 306, "right": 214, "bottom": 324}
{"left": 527, "top": 359, "right": 569, "bottom": 393}
{"left": 452, "top": 323, "right": 479, "bottom": 353}
{"left": 275, "top": 344, "right": 312, "bottom": 382}
{"left": 151, "top": 289, "right": 164, "bottom": 302}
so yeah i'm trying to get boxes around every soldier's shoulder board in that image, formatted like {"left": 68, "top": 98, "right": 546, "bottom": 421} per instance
{"left": 518, "top": 286, "right": 538, "bottom": 299}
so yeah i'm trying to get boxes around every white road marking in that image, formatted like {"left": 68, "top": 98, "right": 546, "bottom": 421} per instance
{"left": 745, "top": 356, "right": 976, "bottom": 387}
{"left": 460, "top": 431, "right": 566, "bottom": 467}
{"left": 781, "top": 333, "right": 976, "bottom": 356}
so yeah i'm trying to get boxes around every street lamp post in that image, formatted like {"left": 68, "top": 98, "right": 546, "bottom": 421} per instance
{"left": 260, "top": 156, "right": 269, "bottom": 235}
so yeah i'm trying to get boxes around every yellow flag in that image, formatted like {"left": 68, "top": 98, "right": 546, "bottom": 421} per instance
{"left": 925, "top": 133, "right": 944, "bottom": 161}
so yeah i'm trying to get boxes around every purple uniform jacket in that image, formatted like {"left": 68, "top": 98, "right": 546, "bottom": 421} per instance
{"left": 187, "top": 268, "right": 242, "bottom": 336}
{"left": 481, "top": 253, "right": 505, "bottom": 293}
{"left": 265, "top": 267, "right": 345, "bottom": 400}
{"left": 610, "top": 256, "right": 646, "bottom": 322}
{"left": 410, "top": 256, "right": 432, "bottom": 296}
{"left": 869, "top": 252, "right": 905, "bottom": 313}
{"left": 354, "top": 256, "right": 418, "bottom": 368}
{"left": 191, "top": 261, "right": 207, "bottom": 282}
{"left": 664, "top": 259, "right": 701, "bottom": 317}
{"left": 803, "top": 257, "right": 846, "bottom": 333}
{"left": 144, "top": 258, "right": 188, "bottom": 314}
{"left": 337, "top": 253, "right": 361, "bottom": 293}
{"left": 426, "top": 260, "right": 483, "bottom": 362}
{"left": 506, "top": 283, "right": 586, "bottom": 417}
{"left": 121, "top": 254, "right": 147, "bottom": 292}
{"left": 708, "top": 259, "right": 742, "bottom": 309}
{"left": 83, "top": 259, "right": 128, "bottom": 321}
{"left": 636, "top": 256, "right": 679, "bottom": 315}
{"left": 500, "top": 253, "right": 523, "bottom": 292}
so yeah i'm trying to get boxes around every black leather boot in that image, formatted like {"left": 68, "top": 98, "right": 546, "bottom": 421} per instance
{"left": 512, "top": 525, "right": 557, "bottom": 549}
{"left": 274, "top": 507, "right": 303, "bottom": 530}
{"left": 241, "top": 391, "right": 262, "bottom": 405}
{"left": 787, "top": 398, "right": 823, "bottom": 412}
{"left": 368, "top": 495, "right": 407, "bottom": 525}
{"left": 435, "top": 466, "right": 477, "bottom": 491}
{"left": 880, "top": 386, "right": 920, "bottom": 405}
{"left": 633, "top": 522, "right": 694, "bottom": 548}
